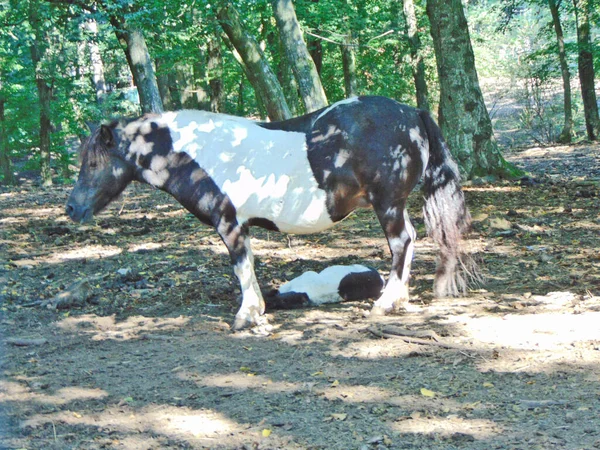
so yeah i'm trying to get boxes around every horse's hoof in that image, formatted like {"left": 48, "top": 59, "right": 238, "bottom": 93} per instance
{"left": 232, "top": 311, "right": 269, "bottom": 331}
{"left": 369, "top": 305, "right": 389, "bottom": 317}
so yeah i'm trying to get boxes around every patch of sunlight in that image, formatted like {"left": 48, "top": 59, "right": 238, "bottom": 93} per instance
{"left": 1, "top": 207, "right": 64, "bottom": 219}
{"left": 56, "top": 314, "right": 190, "bottom": 340}
{"left": 392, "top": 415, "right": 501, "bottom": 440}
{"left": 447, "top": 310, "right": 600, "bottom": 350}
{"left": 0, "top": 380, "right": 107, "bottom": 406}
{"left": 22, "top": 405, "right": 240, "bottom": 444}
{"left": 128, "top": 242, "right": 165, "bottom": 253}
{"left": 194, "top": 372, "right": 297, "bottom": 393}
{"left": 166, "top": 411, "right": 233, "bottom": 437}
{"left": 46, "top": 244, "right": 122, "bottom": 263}
{"left": 463, "top": 186, "right": 522, "bottom": 193}
{"left": 329, "top": 338, "right": 426, "bottom": 359}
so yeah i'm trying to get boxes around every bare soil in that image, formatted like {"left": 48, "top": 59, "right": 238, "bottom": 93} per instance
{"left": 1, "top": 143, "right": 599, "bottom": 450}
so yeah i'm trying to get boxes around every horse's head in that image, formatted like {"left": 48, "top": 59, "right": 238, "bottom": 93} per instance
{"left": 66, "top": 123, "right": 134, "bottom": 223}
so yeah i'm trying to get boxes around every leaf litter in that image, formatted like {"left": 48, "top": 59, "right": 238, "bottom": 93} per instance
{"left": 0, "top": 143, "right": 599, "bottom": 449}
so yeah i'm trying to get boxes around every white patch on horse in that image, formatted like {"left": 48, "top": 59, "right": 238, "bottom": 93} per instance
{"left": 279, "top": 264, "right": 374, "bottom": 305}
{"left": 112, "top": 167, "right": 124, "bottom": 178}
{"left": 334, "top": 149, "right": 350, "bottom": 168}
{"left": 142, "top": 155, "right": 169, "bottom": 187}
{"left": 373, "top": 209, "right": 417, "bottom": 312}
{"left": 314, "top": 97, "right": 361, "bottom": 123}
{"left": 409, "top": 126, "right": 430, "bottom": 177}
{"left": 161, "top": 110, "right": 334, "bottom": 234}
{"left": 233, "top": 240, "right": 264, "bottom": 327}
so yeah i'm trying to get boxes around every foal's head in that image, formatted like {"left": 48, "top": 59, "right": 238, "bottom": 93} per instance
{"left": 66, "top": 123, "right": 134, "bottom": 223}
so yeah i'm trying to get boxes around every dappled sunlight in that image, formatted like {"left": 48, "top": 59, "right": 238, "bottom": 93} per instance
{"left": 391, "top": 415, "right": 501, "bottom": 440}
{"left": 190, "top": 372, "right": 298, "bottom": 394}
{"left": 21, "top": 405, "right": 245, "bottom": 446}
{"left": 128, "top": 241, "right": 165, "bottom": 253}
{"left": 56, "top": 314, "right": 190, "bottom": 340}
{"left": 0, "top": 380, "right": 107, "bottom": 406}
{"left": 448, "top": 310, "right": 600, "bottom": 350}
{"left": 45, "top": 244, "right": 123, "bottom": 263}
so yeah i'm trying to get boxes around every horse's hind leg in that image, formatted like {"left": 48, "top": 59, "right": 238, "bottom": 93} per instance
{"left": 217, "top": 223, "right": 266, "bottom": 330}
{"left": 371, "top": 201, "right": 418, "bottom": 315}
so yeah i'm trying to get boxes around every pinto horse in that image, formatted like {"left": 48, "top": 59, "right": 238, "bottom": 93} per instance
{"left": 66, "top": 96, "right": 472, "bottom": 330}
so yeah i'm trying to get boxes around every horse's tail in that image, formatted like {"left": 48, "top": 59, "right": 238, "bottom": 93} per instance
{"left": 419, "top": 109, "right": 476, "bottom": 297}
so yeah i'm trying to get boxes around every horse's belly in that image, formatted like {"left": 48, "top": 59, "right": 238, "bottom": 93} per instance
{"left": 222, "top": 172, "right": 334, "bottom": 234}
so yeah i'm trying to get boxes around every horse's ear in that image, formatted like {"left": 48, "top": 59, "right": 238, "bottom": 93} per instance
{"left": 85, "top": 121, "right": 98, "bottom": 134}
{"left": 98, "top": 124, "right": 115, "bottom": 148}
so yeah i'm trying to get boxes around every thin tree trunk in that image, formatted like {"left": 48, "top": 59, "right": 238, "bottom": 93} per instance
{"left": 29, "top": 0, "right": 53, "bottom": 186}
{"left": 426, "top": 0, "right": 520, "bottom": 178}
{"left": 272, "top": 0, "right": 328, "bottom": 112}
{"left": 156, "top": 58, "right": 182, "bottom": 110}
{"left": 83, "top": 19, "right": 106, "bottom": 103}
{"left": 573, "top": 0, "right": 600, "bottom": 140}
{"left": 340, "top": 36, "right": 358, "bottom": 98}
{"left": 207, "top": 36, "right": 224, "bottom": 113}
{"left": 549, "top": 0, "right": 573, "bottom": 143}
{"left": 403, "top": 0, "right": 429, "bottom": 110}
{"left": 0, "top": 87, "right": 15, "bottom": 185}
{"left": 110, "top": 16, "right": 163, "bottom": 114}
{"left": 217, "top": 3, "right": 291, "bottom": 120}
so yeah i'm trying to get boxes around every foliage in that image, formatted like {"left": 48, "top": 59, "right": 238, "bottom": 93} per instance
{"left": 0, "top": 0, "right": 597, "bottom": 183}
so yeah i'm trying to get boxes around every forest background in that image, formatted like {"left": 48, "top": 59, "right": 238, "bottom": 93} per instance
{"left": 0, "top": 0, "right": 599, "bottom": 187}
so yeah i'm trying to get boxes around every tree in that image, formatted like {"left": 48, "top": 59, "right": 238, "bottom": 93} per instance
{"left": 109, "top": 16, "right": 163, "bottom": 114}
{"left": 272, "top": 0, "right": 328, "bottom": 112}
{"left": 426, "top": 0, "right": 520, "bottom": 178}
{"left": 572, "top": 0, "right": 600, "bottom": 140}
{"left": 402, "top": 0, "right": 429, "bottom": 110}
{"left": 548, "top": 0, "right": 573, "bottom": 143}
{"left": 0, "top": 80, "right": 15, "bottom": 185}
{"left": 29, "top": 0, "right": 53, "bottom": 186}
{"left": 340, "top": 35, "right": 358, "bottom": 97}
{"left": 217, "top": 2, "right": 291, "bottom": 120}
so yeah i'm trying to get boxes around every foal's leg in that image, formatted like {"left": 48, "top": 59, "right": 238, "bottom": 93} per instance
{"left": 372, "top": 204, "right": 418, "bottom": 315}
{"left": 218, "top": 223, "right": 266, "bottom": 330}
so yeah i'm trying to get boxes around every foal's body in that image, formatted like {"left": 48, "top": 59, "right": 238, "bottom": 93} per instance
{"left": 67, "top": 96, "right": 471, "bottom": 329}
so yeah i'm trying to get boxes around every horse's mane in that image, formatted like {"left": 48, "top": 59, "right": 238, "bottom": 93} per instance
{"left": 79, "top": 120, "right": 120, "bottom": 166}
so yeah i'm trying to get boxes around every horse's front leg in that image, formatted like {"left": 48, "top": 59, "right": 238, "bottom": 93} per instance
{"left": 218, "top": 223, "right": 266, "bottom": 330}
{"left": 372, "top": 206, "right": 419, "bottom": 315}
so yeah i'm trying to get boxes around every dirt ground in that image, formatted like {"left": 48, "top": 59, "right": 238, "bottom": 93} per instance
{"left": 1, "top": 143, "right": 599, "bottom": 450}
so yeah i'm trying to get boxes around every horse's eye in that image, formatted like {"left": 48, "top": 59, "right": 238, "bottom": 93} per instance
{"left": 89, "top": 161, "right": 98, "bottom": 169}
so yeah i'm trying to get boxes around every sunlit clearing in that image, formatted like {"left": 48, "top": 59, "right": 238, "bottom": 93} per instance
{"left": 392, "top": 415, "right": 500, "bottom": 440}
{"left": 447, "top": 310, "right": 600, "bottom": 350}
{"left": 0, "top": 381, "right": 107, "bottom": 406}
{"left": 56, "top": 314, "right": 190, "bottom": 340}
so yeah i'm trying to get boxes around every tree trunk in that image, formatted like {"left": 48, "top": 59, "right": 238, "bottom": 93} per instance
{"left": 426, "top": 0, "right": 519, "bottom": 178}
{"left": 29, "top": 0, "right": 53, "bottom": 186}
{"left": 573, "top": 0, "right": 600, "bottom": 140}
{"left": 156, "top": 58, "right": 182, "bottom": 110}
{"left": 110, "top": 16, "right": 163, "bottom": 114}
{"left": 217, "top": 3, "right": 291, "bottom": 120}
{"left": 403, "top": 0, "right": 429, "bottom": 110}
{"left": 207, "top": 36, "right": 225, "bottom": 113}
{"left": 549, "top": 0, "right": 573, "bottom": 143}
{"left": 83, "top": 19, "right": 107, "bottom": 103}
{"left": 272, "top": 0, "right": 328, "bottom": 112}
{"left": 0, "top": 86, "right": 15, "bottom": 185}
{"left": 340, "top": 36, "right": 358, "bottom": 98}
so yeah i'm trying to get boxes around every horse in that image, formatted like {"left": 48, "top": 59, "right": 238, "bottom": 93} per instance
{"left": 66, "top": 95, "right": 472, "bottom": 330}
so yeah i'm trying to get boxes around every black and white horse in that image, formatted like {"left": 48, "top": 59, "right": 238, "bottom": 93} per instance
{"left": 66, "top": 96, "right": 472, "bottom": 330}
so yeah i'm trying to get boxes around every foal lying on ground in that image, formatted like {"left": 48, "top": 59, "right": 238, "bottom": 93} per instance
{"left": 66, "top": 96, "right": 472, "bottom": 330}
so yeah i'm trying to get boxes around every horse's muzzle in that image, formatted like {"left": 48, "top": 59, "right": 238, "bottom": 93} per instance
{"left": 66, "top": 203, "right": 93, "bottom": 223}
